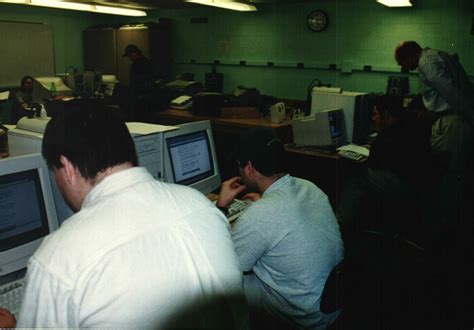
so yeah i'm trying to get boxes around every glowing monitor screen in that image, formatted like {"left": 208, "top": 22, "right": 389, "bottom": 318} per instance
{"left": 0, "top": 169, "right": 49, "bottom": 252}
{"left": 328, "top": 111, "right": 345, "bottom": 139}
{"left": 166, "top": 130, "right": 214, "bottom": 186}
{"left": 0, "top": 154, "right": 59, "bottom": 277}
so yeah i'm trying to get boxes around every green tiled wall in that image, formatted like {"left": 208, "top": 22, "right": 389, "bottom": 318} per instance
{"left": 155, "top": 0, "right": 474, "bottom": 99}
{"left": 1, "top": 0, "right": 473, "bottom": 99}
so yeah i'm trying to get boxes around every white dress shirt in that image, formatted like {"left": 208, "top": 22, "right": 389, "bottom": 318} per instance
{"left": 17, "top": 167, "right": 248, "bottom": 328}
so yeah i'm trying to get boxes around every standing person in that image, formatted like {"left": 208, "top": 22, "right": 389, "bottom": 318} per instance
{"left": 394, "top": 41, "right": 473, "bottom": 221}
{"left": 0, "top": 105, "right": 248, "bottom": 328}
{"left": 394, "top": 41, "right": 473, "bottom": 183}
{"left": 217, "top": 128, "right": 343, "bottom": 329}
{"left": 395, "top": 40, "right": 473, "bottom": 329}
{"left": 123, "top": 44, "right": 154, "bottom": 121}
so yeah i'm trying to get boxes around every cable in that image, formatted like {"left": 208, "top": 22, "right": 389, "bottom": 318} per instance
{"left": 305, "top": 78, "right": 322, "bottom": 115}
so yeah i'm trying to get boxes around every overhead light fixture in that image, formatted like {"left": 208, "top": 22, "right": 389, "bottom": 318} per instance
{"left": 376, "top": 0, "right": 412, "bottom": 7}
{"left": 94, "top": 4, "right": 146, "bottom": 16}
{"left": 0, "top": 0, "right": 147, "bottom": 16}
{"left": 185, "top": 0, "right": 257, "bottom": 12}
{"left": 0, "top": 0, "right": 28, "bottom": 3}
{"left": 31, "top": 0, "right": 91, "bottom": 11}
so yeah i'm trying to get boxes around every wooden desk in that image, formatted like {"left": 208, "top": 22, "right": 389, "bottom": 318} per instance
{"left": 284, "top": 144, "right": 366, "bottom": 208}
{"left": 154, "top": 109, "right": 293, "bottom": 180}
{"left": 154, "top": 109, "right": 293, "bottom": 141}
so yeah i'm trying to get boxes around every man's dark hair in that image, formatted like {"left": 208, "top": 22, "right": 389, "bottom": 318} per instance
{"left": 375, "top": 94, "right": 404, "bottom": 119}
{"left": 42, "top": 104, "right": 138, "bottom": 180}
{"left": 395, "top": 41, "right": 422, "bottom": 62}
{"left": 20, "top": 75, "right": 34, "bottom": 92}
{"left": 234, "top": 128, "right": 286, "bottom": 176}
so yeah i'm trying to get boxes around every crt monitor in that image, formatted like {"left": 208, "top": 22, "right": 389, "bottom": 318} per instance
{"left": 292, "top": 108, "right": 347, "bottom": 148}
{"left": 32, "top": 77, "right": 73, "bottom": 103}
{"left": 163, "top": 120, "right": 221, "bottom": 195}
{"left": 311, "top": 89, "right": 375, "bottom": 144}
{"left": 0, "top": 153, "right": 59, "bottom": 277}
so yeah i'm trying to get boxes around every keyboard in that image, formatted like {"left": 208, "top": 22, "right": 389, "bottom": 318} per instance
{"left": 338, "top": 149, "right": 365, "bottom": 161}
{"left": 227, "top": 199, "right": 252, "bottom": 222}
{"left": 0, "top": 278, "right": 25, "bottom": 316}
{"left": 337, "top": 144, "right": 370, "bottom": 161}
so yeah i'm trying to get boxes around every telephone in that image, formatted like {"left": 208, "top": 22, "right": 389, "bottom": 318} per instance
{"left": 170, "top": 95, "right": 193, "bottom": 110}
{"left": 336, "top": 144, "right": 370, "bottom": 161}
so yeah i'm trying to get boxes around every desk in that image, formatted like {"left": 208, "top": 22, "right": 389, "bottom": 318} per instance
{"left": 154, "top": 109, "right": 293, "bottom": 140}
{"left": 154, "top": 109, "right": 293, "bottom": 179}
{"left": 284, "top": 144, "right": 366, "bottom": 208}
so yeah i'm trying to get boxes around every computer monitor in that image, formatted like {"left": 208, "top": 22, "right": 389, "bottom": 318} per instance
{"left": 32, "top": 77, "right": 73, "bottom": 103}
{"left": 83, "top": 71, "right": 102, "bottom": 96}
{"left": 0, "top": 153, "right": 59, "bottom": 277}
{"left": 163, "top": 121, "right": 221, "bottom": 195}
{"left": 311, "top": 89, "right": 375, "bottom": 144}
{"left": 292, "top": 108, "right": 347, "bottom": 148}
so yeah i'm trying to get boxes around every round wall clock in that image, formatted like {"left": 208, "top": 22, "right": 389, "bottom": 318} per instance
{"left": 307, "top": 10, "right": 329, "bottom": 32}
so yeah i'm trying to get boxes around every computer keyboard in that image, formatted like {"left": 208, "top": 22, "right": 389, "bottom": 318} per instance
{"left": 337, "top": 143, "right": 370, "bottom": 161}
{"left": 338, "top": 149, "right": 365, "bottom": 161}
{"left": 227, "top": 199, "right": 252, "bottom": 222}
{"left": 0, "top": 278, "right": 25, "bottom": 316}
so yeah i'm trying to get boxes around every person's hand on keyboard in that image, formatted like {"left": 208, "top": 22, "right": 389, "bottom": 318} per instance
{"left": 217, "top": 176, "right": 247, "bottom": 208}
{"left": 0, "top": 308, "right": 16, "bottom": 328}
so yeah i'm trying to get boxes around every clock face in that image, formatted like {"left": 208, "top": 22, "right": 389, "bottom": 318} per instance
{"left": 307, "top": 10, "right": 328, "bottom": 32}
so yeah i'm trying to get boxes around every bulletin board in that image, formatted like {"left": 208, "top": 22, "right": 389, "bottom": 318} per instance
{"left": 0, "top": 21, "right": 55, "bottom": 87}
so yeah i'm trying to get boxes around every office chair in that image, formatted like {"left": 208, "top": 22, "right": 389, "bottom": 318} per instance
{"left": 320, "top": 260, "right": 344, "bottom": 314}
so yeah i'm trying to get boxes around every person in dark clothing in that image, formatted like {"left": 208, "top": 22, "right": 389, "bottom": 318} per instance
{"left": 338, "top": 94, "right": 432, "bottom": 235}
{"left": 123, "top": 44, "right": 153, "bottom": 121}
{"left": 11, "top": 75, "right": 37, "bottom": 123}
{"left": 336, "top": 94, "right": 435, "bottom": 330}
{"left": 15, "top": 76, "right": 34, "bottom": 110}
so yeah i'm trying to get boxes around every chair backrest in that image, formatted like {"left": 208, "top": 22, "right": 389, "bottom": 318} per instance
{"left": 320, "top": 260, "right": 344, "bottom": 314}
{"left": 0, "top": 99, "right": 13, "bottom": 124}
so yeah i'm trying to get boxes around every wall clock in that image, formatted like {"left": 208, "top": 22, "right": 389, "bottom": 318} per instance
{"left": 307, "top": 10, "right": 328, "bottom": 32}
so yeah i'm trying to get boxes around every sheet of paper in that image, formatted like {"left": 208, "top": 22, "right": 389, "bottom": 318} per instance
{"left": 0, "top": 91, "right": 10, "bottom": 101}
{"left": 126, "top": 122, "right": 178, "bottom": 135}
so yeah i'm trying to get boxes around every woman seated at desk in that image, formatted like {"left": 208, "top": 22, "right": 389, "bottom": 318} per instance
{"left": 12, "top": 75, "right": 37, "bottom": 123}
{"left": 16, "top": 76, "right": 34, "bottom": 109}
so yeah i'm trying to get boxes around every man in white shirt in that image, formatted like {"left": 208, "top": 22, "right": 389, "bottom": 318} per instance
{"left": 0, "top": 105, "right": 247, "bottom": 328}
{"left": 216, "top": 129, "right": 343, "bottom": 329}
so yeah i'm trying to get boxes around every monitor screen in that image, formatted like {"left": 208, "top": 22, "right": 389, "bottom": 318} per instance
{"left": 166, "top": 130, "right": 214, "bottom": 186}
{"left": 0, "top": 154, "right": 59, "bottom": 277}
{"left": 328, "top": 111, "right": 344, "bottom": 140}
{"left": 0, "top": 169, "right": 49, "bottom": 252}
{"left": 163, "top": 120, "right": 221, "bottom": 195}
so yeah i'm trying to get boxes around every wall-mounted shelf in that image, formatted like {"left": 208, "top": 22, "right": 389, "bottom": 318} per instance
{"left": 172, "top": 59, "right": 414, "bottom": 74}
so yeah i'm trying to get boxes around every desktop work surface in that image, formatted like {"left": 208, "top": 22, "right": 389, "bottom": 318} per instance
{"left": 154, "top": 109, "right": 293, "bottom": 140}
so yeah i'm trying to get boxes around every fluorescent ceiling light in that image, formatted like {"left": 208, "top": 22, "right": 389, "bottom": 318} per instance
{"left": 0, "top": 0, "right": 28, "bottom": 3}
{"left": 376, "top": 0, "right": 412, "bottom": 7}
{"left": 0, "top": 0, "right": 147, "bottom": 16}
{"left": 185, "top": 0, "right": 257, "bottom": 12}
{"left": 31, "top": 0, "right": 91, "bottom": 11}
{"left": 94, "top": 5, "right": 146, "bottom": 16}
